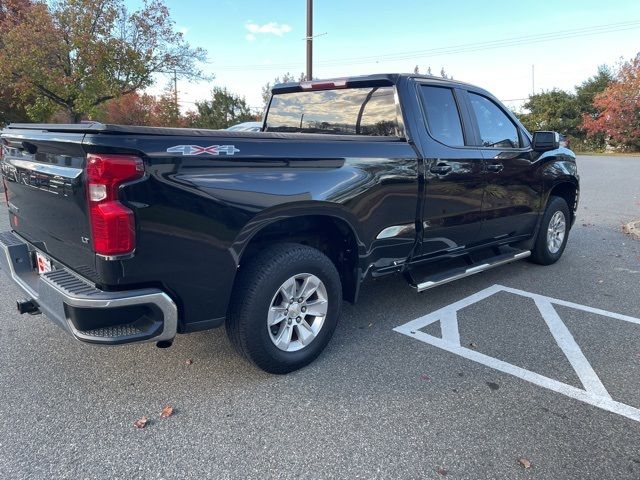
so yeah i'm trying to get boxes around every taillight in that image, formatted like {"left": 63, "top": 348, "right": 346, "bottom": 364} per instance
{"left": 86, "top": 154, "right": 144, "bottom": 256}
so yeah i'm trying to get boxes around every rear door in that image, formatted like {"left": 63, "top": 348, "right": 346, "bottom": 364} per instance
{"left": 414, "top": 83, "right": 486, "bottom": 257}
{"left": 463, "top": 91, "right": 540, "bottom": 242}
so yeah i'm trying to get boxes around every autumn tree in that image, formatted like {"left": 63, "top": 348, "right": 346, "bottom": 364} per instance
{"left": 98, "top": 90, "right": 188, "bottom": 127}
{"left": 0, "top": 0, "right": 208, "bottom": 122}
{"left": 0, "top": 0, "right": 34, "bottom": 125}
{"left": 582, "top": 54, "right": 640, "bottom": 151}
{"left": 189, "top": 87, "right": 255, "bottom": 130}
{"left": 150, "top": 92, "right": 185, "bottom": 127}
{"left": 99, "top": 92, "right": 157, "bottom": 125}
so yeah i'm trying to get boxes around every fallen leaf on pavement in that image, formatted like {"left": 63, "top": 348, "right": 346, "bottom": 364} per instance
{"left": 469, "top": 342, "right": 478, "bottom": 349}
{"left": 437, "top": 467, "right": 448, "bottom": 476}
{"left": 133, "top": 416, "right": 148, "bottom": 429}
{"left": 420, "top": 373, "right": 431, "bottom": 381}
{"left": 185, "top": 359, "right": 193, "bottom": 365}
{"left": 160, "top": 406, "right": 174, "bottom": 419}
{"left": 518, "top": 458, "right": 532, "bottom": 469}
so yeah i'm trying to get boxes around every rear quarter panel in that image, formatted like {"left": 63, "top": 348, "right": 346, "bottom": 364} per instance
{"left": 84, "top": 133, "right": 419, "bottom": 329}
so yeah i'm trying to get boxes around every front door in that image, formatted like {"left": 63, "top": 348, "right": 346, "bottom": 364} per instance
{"left": 465, "top": 91, "right": 540, "bottom": 242}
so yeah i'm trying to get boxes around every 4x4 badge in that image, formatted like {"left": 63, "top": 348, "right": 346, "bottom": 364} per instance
{"left": 167, "top": 145, "right": 240, "bottom": 156}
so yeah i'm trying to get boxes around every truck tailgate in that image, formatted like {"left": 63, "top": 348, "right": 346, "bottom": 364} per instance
{"left": 0, "top": 130, "right": 96, "bottom": 279}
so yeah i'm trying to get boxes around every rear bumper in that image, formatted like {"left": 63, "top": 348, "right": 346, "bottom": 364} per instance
{"left": 0, "top": 231, "right": 177, "bottom": 345}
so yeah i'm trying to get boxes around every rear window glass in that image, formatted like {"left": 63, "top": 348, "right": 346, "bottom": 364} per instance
{"left": 266, "top": 86, "right": 400, "bottom": 136}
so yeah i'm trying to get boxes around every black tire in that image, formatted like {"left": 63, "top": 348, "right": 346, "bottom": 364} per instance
{"left": 226, "top": 243, "right": 342, "bottom": 374}
{"left": 529, "top": 196, "right": 571, "bottom": 265}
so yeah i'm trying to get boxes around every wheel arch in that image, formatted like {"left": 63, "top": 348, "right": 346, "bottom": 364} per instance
{"left": 231, "top": 206, "right": 365, "bottom": 304}
{"left": 547, "top": 180, "right": 579, "bottom": 225}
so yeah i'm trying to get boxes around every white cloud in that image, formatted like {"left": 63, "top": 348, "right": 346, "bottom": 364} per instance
{"left": 245, "top": 21, "right": 292, "bottom": 38}
{"left": 245, "top": 33, "right": 256, "bottom": 42}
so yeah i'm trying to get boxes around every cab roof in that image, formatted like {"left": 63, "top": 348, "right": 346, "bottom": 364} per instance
{"left": 271, "top": 73, "right": 479, "bottom": 94}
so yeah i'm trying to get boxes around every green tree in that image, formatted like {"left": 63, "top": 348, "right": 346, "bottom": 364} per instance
{"left": 519, "top": 89, "right": 581, "bottom": 137}
{"left": 261, "top": 72, "right": 305, "bottom": 108}
{"left": 189, "top": 87, "right": 255, "bottom": 130}
{"left": 0, "top": 86, "right": 31, "bottom": 126}
{"left": 0, "top": 0, "right": 208, "bottom": 122}
{"left": 576, "top": 65, "right": 614, "bottom": 115}
{"left": 439, "top": 67, "right": 452, "bottom": 79}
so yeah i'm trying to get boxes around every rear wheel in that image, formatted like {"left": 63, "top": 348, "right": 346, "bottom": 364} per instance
{"left": 529, "top": 196, "right": 571, "bottom": 265}
{"left": 226, "top": 243, "right": 342, "bottom": 374}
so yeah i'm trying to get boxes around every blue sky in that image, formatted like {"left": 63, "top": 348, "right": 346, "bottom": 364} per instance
{"left": 131, "top": 0, "right": 640, "bottom": 112}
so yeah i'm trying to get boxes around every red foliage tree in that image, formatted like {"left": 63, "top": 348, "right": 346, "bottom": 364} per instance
{"left": 103, "top": 92, "right": 155, "bottom": 125}
{"left": 582, "top": 54, "right": 640, "bottom": 150}
{"left": 102, "top": 91, "right": 187, "bottom": 127}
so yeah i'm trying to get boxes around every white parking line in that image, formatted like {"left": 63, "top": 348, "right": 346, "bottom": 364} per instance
{"left": 393, "top": 284, "right": 640, "bottom": 423}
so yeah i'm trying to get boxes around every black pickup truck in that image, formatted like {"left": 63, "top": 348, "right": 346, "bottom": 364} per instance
{"left": 0, "top": 74, "right": 579, "bottom": 373}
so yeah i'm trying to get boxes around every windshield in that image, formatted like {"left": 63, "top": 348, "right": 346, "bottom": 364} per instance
{"left": 265, "top": 86, "right": 400, "bottom": 136}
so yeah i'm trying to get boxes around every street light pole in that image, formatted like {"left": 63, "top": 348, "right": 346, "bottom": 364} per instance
{"left": 306, "top": 0, "right": 313, "bottom": 81}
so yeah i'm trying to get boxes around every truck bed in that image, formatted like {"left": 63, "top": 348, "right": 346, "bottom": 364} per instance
{"left": 4, "top": 122, "right": 402, "bottom": 141}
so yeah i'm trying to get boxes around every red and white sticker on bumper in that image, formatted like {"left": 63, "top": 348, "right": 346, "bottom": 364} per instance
{"left": 35, "top": 252, "right": 52, "bottom": 274}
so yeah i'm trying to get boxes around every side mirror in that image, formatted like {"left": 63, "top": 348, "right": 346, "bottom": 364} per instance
{"left": 532, "top": 131, "right": 560, "bottom": 152}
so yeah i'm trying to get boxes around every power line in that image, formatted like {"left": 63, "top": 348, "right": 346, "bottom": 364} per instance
{"left": 209, "top": 20, "right": 640, "bottom": 71}
{"left": 316, "top": 20, "right": 640, "bottom": 66}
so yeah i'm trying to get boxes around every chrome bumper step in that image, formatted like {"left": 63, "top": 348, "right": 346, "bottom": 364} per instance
{"left": 0, "top": 230, "right": 177, "bottom": 345}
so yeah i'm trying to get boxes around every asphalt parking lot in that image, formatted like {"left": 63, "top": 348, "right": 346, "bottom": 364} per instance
{"left": 1, "top": 154, "right": 639, "bottom": 479}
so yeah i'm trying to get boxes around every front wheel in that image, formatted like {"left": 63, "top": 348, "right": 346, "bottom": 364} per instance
{"left": 226, "top": 243, "right": 342, "bottom": 374}
{"left": 529, "top": 196, "right": 571, "bottom": 265}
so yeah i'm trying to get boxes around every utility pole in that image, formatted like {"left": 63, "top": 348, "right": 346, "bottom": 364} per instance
{"left": 173, "top": 69, "right": 178, "bottom": 110}
{"left": 531, "top": 64, "right": 535, "bottom": 96}
{"left": 306, "top": 0, "right": 313, "bottom": 81}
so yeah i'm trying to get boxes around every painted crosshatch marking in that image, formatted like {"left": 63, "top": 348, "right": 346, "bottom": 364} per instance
{"left": 394, "top": 284, "right": 640, "bottom": 423}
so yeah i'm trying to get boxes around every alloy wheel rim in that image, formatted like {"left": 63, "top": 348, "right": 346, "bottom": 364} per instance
{"left": 267, "top": 273, "right": 328, "bottom": 352}
{"left": 546, "top": 210, "right": 566, "bottom": 254}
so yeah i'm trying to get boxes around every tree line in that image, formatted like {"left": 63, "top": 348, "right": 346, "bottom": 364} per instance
{"left": 1, "top": 1, "right": 638, "bottom": 149}
{"left": 518, "top": 57, "right": 640, "bottom": 152}
{"left": 0, "top": 0, "right": 256, "bottom": 129}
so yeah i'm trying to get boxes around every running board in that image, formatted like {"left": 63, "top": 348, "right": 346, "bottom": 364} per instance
{"left": 410, "top": 250, "right": 531, "bottom": 292}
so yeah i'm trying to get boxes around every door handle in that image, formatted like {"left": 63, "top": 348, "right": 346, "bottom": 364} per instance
{"left": 430, "top": 163, "right": 452, "bottom": 175}
{"left": 486, "top": 163, "right": 504, "bottom": 173}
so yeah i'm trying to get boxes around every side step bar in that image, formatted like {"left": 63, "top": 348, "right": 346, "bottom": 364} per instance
{"left": 411, "top": 250, "right": 531, "bottom": 292}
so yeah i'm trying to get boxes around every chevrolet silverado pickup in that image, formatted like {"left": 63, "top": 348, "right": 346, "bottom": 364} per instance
{"left": 0, "top": 74, "right": 579, "bottom": 373}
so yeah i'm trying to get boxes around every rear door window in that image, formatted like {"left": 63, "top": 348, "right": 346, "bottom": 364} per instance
{"left": 468, "top": 93, "right": 520, "bottom": 148}
{"left": 419, "top": 86, "right": 465, "bottom": 147}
